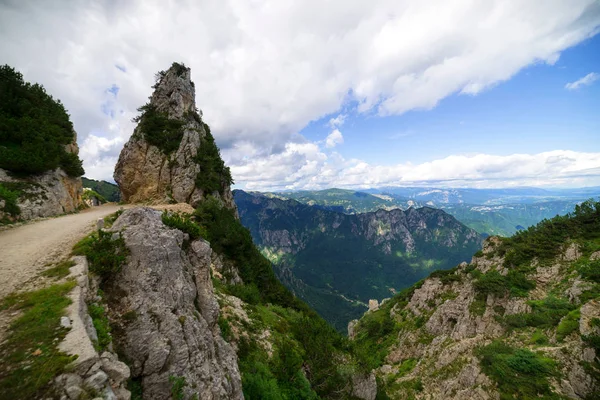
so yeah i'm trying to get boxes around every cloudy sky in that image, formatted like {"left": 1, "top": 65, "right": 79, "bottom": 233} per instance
{"left": 1, "top": 0, "right": 600, "bottom": 190}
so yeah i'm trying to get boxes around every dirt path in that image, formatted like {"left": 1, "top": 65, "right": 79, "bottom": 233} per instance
{"left": 0, "top": 204, "right": 128, "bottom": 299}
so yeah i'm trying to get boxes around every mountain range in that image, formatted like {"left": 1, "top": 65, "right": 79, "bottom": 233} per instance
{"left": 234, "top": 189, "right": 482, "bottom": 331}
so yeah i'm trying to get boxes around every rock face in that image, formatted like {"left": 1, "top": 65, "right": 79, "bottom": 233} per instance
{"left": 0, "top": 136, "right": 82, "bottom": 222}
{"left": 114, "top": 64, "right": 236, "bottom": 211}
{"left": 352, "top": 236, "right": 600, "bottom": 399}
{"left": 105, "top": 208, "right": 243, "bottom": 400}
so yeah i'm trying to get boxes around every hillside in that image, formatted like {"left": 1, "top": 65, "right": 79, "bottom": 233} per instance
{"left": 351, "top": 200, "right": 600, "bottom": 399}
{"left": 0, "top": 65, "right": 84, "bottom": 223}
{"left": 82, "top": 177, "right": 120, "bottom": 202}
{"left": 234, "top": 190, "right": 482, "bottom": 331}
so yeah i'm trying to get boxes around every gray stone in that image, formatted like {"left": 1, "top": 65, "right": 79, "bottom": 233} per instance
{"left": 106, "top": 207, "right": 243, "bottom": 399}
{"left": 84, "top": 371, "right": 108, "bottom": 391}
{"left": 60, "top": 316, "right": 71, "bottom": 328}
{"left": 65, "top": 385, "right": 83, "bottom": 400}
{"left": 101, "top": 355, "right": 130, "bottom": 384}
{"left": 352, "top": 372, "right": 377, "bottom": 400}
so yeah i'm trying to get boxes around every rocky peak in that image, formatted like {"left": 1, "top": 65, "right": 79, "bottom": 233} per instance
{"left": 114, "top": 63, "right": 237, "bottom": 212}
{"left": 150, "top": 63, "right": 196, "bottom": 119}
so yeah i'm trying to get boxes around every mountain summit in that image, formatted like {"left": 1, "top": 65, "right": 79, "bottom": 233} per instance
{"left": 114, "top": 62, "right": 235, "bottom": 211}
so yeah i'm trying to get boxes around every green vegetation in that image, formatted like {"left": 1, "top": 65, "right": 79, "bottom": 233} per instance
{"left": 503, "top": 296, "right": 574, "bottom": 330}
{"left": 0, "top": 281, "right": 77, "bottom": 399}
{"left": 191, "top": 196, "right": 366, "bottom": 398}
{"left": 0, "top": 65, "right": 84, "bottom": 177}
{"left": 88, "top": 303, "right": 112, "bottom": 351}
{"left": 161, "top": 210, "right": 206, "bottom": 240}
{"left": 235, "top": 190, "right": 480, "bottom": 331}
{"left": 82, "top": 177, "right": 120, "bottom": 202}
{"left": 194, "top": 123, "right": 233, "bottom": 195}
{"left": 169, "top": 375, "right": 186, "bottom": 400}
{"left": 82, "top": 189, "right": 107, "bottom": 204}
{"left": 476, "top": 341, "right": 559, "bottom": 399}
{"left": 473, "top": 270, "right": 535, "bottom": 298}
{"left": 469, "top": 299, "right": 486, "bottom": 316}
{"left": 0, "top": 182, "right": 21, "bottom": 219}
{"left": 498, "top": 199, "right": 600, "bottom": 267}
{"left": 132, "top": 103, "right": 185, "bottom": 154}
{"left": 556, "top": 309, "right": 581, "bottom": 341}
{"left": 72, "top": 230, "right": 129, "bottom": 279}
{"left": 40, "top": 259, "right": 75, "bottom": 280}
{"left": 103, "top": 209, "right": 124, "bottom": 228}
{"left": 428, "top": 267, "right": 462, "bottom": 284}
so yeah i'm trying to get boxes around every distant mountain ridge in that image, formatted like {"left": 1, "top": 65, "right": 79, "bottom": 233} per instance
{"left": 268, "top": 187, "right": 598, "bottom": 237}
{"left": 234, "top": 190, "right": 482, "bottom": 331}
{"left": 81, "top": 177, "right": 120, "bottom": 202}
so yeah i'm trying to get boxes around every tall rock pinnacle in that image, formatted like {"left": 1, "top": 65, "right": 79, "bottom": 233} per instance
{"left": 114, "top": 63, "right": 236, "bottom": 211}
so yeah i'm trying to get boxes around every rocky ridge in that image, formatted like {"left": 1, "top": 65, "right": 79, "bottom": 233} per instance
{"left": 350, "top": 223, "right": 600, "bottom": 399}
{"left": 114, "top": 63, "right": 235, "bottom": 212}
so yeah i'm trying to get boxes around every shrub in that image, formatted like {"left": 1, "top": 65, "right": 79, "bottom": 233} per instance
{"left": 194, "top": 123, "right": 233, "bottom": 195}
{"left": 161, "top": 210, "right": 206, "bottom": 240}
{"left": 477, "top": 341, "right": 557, "bottom": 399}
{"left": 0, "top": 65, "right": 84, "bottom": 177}
{"left": 556, "top": 309, "right": 581, "bottom": 341}
{"left": 88, "top": 303, "right": 112, "bottom": 351}
{"left": 428, "top": 267, "right": 462, "bottom": 284}
{"left": 0, "top": 182, "right": 21, "bottom": 217}
{"left": 504, "top": 296, "right": 574, "bottom": 330}
{"left": 473, "top": 270, "right": 535, "bottom": 298}
{"left": 72, "top": 230, "right": 129, "bottom": 279}
{"left": 578, "top": 259, "right": 600, "bottom": 283}
{"left": 133, "top": 103, "right": 185, "bottom": 155}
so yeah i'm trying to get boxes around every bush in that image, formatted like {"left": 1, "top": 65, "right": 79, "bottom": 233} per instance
{"left": 161, "top": 210, "right": 206, "bottom": 240}
{"left": 504, "top": 296, "right": 574, "bottom": 330}
{"left": 473, "top": 270, "right": 535, "bottom": 298}
{"left": 0, "top": 65, "right": 84, "bottom": 177}
{"left": 578, "top": 259, "right": 600, "bottom": 283}
{"left": 72, "top": 230, "right": 129, "bottom": 279}
{"left": 557, "top": 309, "right": 581, "bottom": 341}
{"left": 428, "top": 267, "right": 462, "bottom": 284}
{"left": 0, "top": 182, "right": 21, "bottom": 217}
{"left": 133, "top": 103, "right": 184, "bottom": 155}
{"left": 194, "top": 123, "right": 233, "bottom": 195}
{"left": 88, "top": 303, "right": 112, "bottom": 351}
{"left": 477, "top": 341, "right": 558, "bottom": 399}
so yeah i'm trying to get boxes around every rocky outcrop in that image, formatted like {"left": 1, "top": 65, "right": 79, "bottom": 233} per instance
{"left": 104, "top": 207, "right": 243, "bottom": 400}
{"left": 114, "top": 64, "right": 236, "bottom": 212}
{"left": 54, "top": 256, "right": 131, "bottom": 400}
{"left": 0, "top": 135, "right": 82, "bottom": 222}
{"left": 353, "top": 236, "right": 600, "bottom": 399}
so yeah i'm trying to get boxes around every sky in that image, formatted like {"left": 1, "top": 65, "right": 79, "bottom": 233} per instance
{"left": 1, "top": 0, "right": 599, "bottom": 191}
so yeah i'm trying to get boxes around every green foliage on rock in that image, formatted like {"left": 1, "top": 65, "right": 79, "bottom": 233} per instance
{"left": 473, "top": 270, "right": 535, "bottom": 298}
{"left": 72, "top": 230, "right": 129, "bottom": 279}
{"left": 88, "top": 303, "right": 112, "bottom": 351}
{"left": 161, "top": 210, "right": 207, "bottom": 240}
{"left": 503, "top": 296, "right": 574, "bottom": 330}
{"left": 0, "top": 182, "right": 21, "bottom": 218}
{"left": 194, "top": 123, "right": 233, "bottom": 195}
{"left": 133, "top": 103, "right": 185, "bottom": 155}
{"left": 0, "top": 65, "right": 84, "bottom": 177}
{"left": 476, "top": 341, "right": 559, "bottom": 399}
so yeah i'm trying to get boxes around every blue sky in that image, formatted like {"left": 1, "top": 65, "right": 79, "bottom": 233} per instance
{"left": 301, "top": 34, "right": 600, "bottom": 167}
{"left": 1, "top": 0, "right": 599, "bottom": 190}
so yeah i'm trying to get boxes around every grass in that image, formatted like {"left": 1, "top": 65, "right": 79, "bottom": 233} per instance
{"left": 40, "top": 259, "right": 75, "bottom": 280}
{"left": 87, "top": 303, "right": 112, "bottom": 351}
{"left": 556, "top": 309, "right": 581, "bottom": 341}
{"left": 0, "top": 281, "right": 77, "bottom": 399}
{"left": 503, "top": 296, "right": 574, "bottom": 330}
{"left": 161, "top": 210, "right": 207, "bottom": 240}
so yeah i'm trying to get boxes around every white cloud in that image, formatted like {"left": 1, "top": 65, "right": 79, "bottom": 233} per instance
{"left": 232, "top": 147, "right": 600, "bottom": 190}
{"left": 328, "top": 114, "right": 346, "bottom": 128}
{"left": 0, "top": 0, "right": 599, "bottom": 183}
{"left": 565, "top": 72, "right": 600, "bottom": 90}
{"left": 325, "top": 129, "right": 344, "bottom": 148}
